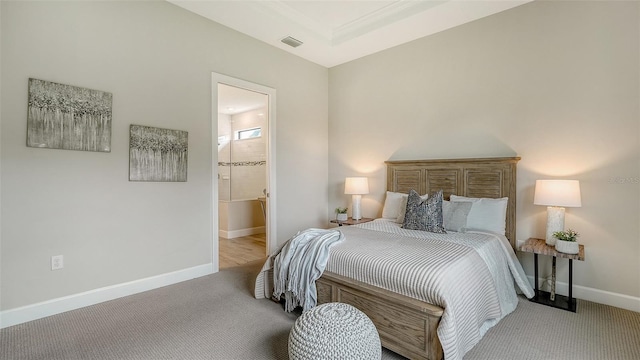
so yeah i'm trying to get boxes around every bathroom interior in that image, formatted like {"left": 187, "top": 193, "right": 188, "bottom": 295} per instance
{"left": 217, "top": 83, "right": 268, "bottom": 268}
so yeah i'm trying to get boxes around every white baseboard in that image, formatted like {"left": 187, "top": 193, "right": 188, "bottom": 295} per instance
{"left": 0, "top": 263, "right": 214, "bottom": 329}
{"left": 2, "top": 263, "right": 635, "bottom": 330}
{"left": 528, "top": 275, "right": 640, "bottom": 312}
{"left": 219, "top": 226, "right": 265, "bottom": 239}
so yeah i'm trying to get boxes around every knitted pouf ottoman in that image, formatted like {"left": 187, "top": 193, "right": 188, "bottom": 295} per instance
{"left": 288, "top": 302, "right": 381, "bottom": 360}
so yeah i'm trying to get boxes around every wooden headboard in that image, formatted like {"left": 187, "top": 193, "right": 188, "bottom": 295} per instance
{"left": 386, "top": 157, "right": 520, "bottom": 248}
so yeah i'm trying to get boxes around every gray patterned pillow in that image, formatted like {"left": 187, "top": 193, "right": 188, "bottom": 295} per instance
{"left": 402, "top": 189, "right": 446, "bottom": 233}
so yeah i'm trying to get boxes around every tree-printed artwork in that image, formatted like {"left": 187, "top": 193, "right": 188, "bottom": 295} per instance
{"left": 27, "top": 78, "right": 112, "bottom": 152}
{"left": 129, "top": 125, "right": 188, "bottom": 182}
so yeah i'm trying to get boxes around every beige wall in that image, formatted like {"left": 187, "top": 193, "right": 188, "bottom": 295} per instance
{"left": 218, "top": 200, "right": 264, "bottom": 234}
{"left": 0, "top": 1, "right": 328, "bottom": 310}
{"left": 329, "top": 1, "right": 639, "bottom": 303}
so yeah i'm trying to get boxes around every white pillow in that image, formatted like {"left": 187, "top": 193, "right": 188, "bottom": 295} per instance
{"left": 381, "top": 191, "right": 407, "bottom": 219}
{"left": 442, "top": 200, "right": 472, "bottom": 232}
{"left": 449, "top": 195, "right": 508, "bottom": 235}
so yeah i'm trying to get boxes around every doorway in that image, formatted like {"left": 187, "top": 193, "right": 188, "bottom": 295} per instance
{"left": 211, "top": 73, "right": 276, "bottom": 272}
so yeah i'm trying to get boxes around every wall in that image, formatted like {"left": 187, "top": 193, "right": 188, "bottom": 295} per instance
{"left": 0, "top": 0, "right": 328, "bottom": 313}
{"left": 218, "top": 200, "right": 264, "bottom": 239}
{"left": 329, "top": 1, "right": 639, "bottom": 309}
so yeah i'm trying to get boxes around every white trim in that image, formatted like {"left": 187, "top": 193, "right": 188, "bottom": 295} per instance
{"left": 219, "top": 226, "right": 266, "bottom": 239}
{"left": 0, "top": 264, "right": 212, "bottom": 329}
{"left": 211, "top": 77, "right": 220, "bottom": 274}
{"left": 266, "top": 83, "right": 277, "bottom": 255}
{"left": 528, "top": 275, "right": 640, "bottom": 313}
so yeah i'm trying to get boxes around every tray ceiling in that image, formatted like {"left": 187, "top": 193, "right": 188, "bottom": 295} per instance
{"left": 168, "top": 0, "right": 532, "bottom": 68}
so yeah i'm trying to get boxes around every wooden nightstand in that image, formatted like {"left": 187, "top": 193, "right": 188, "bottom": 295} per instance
{"left": 330, "top": 217, "right": 374, "bottom": 226}
{"left": 520, "top": 237, "right": 585, "bottom": 312}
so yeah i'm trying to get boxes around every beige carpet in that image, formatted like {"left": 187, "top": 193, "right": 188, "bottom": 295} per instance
{"left": 1, "top": 260, "right": 639, "bottom": 360}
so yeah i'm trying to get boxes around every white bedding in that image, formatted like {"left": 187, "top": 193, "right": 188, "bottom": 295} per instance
{"left": 326, "top": 219, "right": 534, "bottom": 360}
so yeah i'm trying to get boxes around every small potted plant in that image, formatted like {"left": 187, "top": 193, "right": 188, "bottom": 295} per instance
{"left": 335, "top": 207, "right": 348, "bottom": 221}
{"left": 553, "top": 229, "right": 580, "bottom": 254}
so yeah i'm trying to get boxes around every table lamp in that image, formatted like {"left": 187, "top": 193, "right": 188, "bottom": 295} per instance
{"left": 345, "top": 177, "right": 369, "bottom": 220}
{"left": 534, "top": 180, "right": 582, "bottom": 245}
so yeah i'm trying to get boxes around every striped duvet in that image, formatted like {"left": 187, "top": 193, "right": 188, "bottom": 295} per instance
{"left": 255, "top": 219, "right": 533, "bottom": 360}
{"left": 326, "top": 219, "right": 533, "bottom": 360}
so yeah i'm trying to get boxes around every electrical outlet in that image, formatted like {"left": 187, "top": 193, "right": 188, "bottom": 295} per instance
{"left": 51, "top": 255, "right": 64, "bottom": 270}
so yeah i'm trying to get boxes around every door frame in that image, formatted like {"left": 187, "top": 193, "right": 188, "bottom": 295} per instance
{"left": 211, "top": 72, "right": 277, "bottom": 272}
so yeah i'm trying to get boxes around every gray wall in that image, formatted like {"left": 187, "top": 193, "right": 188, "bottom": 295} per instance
{"left": 329, "top": 1, "right": 639, "bottom": 300}
{"left": 1, "top": 1, "right": 328, "bottom": 310}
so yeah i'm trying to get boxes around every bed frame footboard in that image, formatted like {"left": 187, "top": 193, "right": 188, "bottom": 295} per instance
{"left": 316, "top": 271, "right": 444, "bottom": 360}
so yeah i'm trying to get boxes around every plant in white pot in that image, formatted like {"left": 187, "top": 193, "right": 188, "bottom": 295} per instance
{"left": 553, "top": 229, "right": 580, "bottom": 254}
{"left": 335, "top": 207, "right": 348, "bottom": 221}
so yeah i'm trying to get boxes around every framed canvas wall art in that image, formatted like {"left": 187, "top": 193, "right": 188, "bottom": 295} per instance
{"left": 129, "top": 125, "right": 188, "bottom": 182}
{"left": 27, "top": 78, "right": 112, "bottom": 152}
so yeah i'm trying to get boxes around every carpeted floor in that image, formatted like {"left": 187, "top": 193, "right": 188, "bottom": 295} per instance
{"left": 1, "top": 259, "right": 639, "bottom": 360}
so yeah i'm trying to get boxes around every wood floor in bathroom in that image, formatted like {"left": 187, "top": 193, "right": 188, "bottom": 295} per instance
{"left": 219, "top": 233, "right": 267, "bottom": 269}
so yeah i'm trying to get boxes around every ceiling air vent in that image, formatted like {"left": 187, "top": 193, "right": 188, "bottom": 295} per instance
{"left": 281, "top": 36, "right": 303, "bottom": 48}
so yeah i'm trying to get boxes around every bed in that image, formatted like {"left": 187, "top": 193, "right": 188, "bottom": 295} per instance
{"left": 256, "top": 157, "right": 533, "bottom": 360}
{"left": 314, "top": 157, "right": 530, "bottom": 360}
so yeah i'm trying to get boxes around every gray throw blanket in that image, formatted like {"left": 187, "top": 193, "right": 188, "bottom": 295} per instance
{"left": 271, "top": 228, "right": 344, "bottom": 312}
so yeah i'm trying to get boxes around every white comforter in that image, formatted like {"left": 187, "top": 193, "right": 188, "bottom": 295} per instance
{"left": 328, "top": 219, "right": 534, "bottom": 360}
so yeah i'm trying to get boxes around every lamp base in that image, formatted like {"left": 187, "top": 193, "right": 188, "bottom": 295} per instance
{"left": 545, "top": 206, "right": 565, "bottom": 246}
{"left": 351, "top": 195, "right": 362, "bottom": 220}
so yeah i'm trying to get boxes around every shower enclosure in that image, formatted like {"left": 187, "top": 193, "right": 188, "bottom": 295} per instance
{"left": 217, "top": 84, "right": 268, "bottom": 239}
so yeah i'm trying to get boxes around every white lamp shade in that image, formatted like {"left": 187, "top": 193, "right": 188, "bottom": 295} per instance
{"left": 533, "top": 180, "right": 582, "bottom": 207}
{"left": 345, "top": 177, "right": 369, "bottom": 195}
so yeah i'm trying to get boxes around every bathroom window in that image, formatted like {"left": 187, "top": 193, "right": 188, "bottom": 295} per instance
{"left": 236, "top": 127, "right": 261, "bottom": 140}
